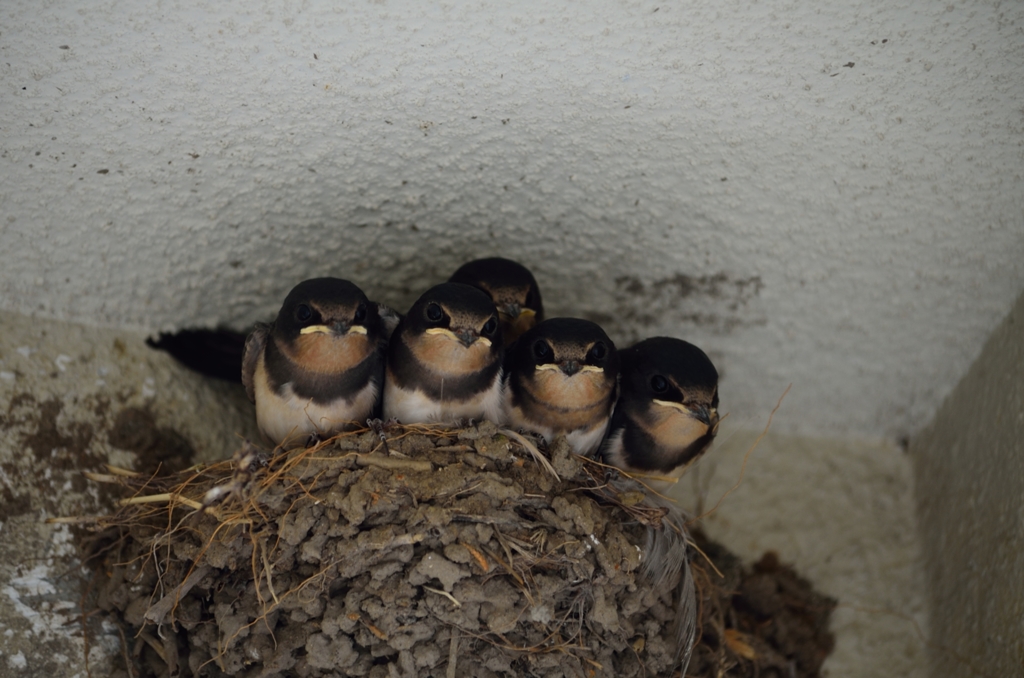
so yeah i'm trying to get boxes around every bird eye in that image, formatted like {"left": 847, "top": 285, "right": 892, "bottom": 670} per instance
{"left": 712, "top": 390, "right": 720, "bottom": 409}
{"left": 295, "top": 304, "right": 313, "bottom": 323}
{"left": 532, "top": 340, "right": 552, "bottom": 362}
{"left": 426, "top": 303, "right": 444, "bottom": 322}
{"left": 482, "top": 316, "right": 498, "bottom": 336}
{"left": 650, "top": 375, "right": 669, "bottom": 393}
{"left": 587, "top": 342, "right": 607, "bottom": 362}
{"left": 353, "top": 302, "right": 367, "bottom": 324}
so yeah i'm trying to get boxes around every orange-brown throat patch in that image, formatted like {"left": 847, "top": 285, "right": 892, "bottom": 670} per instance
{"left": 521, "top": 369, "right": 614, "bottom": 430}
{"left": 647, "top": 402, "right": 711, "bottom": 451}
{"left": 283, "top": 331, "right": 372, "bottom": 374}
{"left": 407, "top": 329, "right": 493, "bottom": 376}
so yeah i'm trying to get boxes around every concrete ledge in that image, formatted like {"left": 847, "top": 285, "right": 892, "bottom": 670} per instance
{"left": 688, "top": 429, "right": 928, "bottom": 677}
{"left": 0, "top": 310, "right": 257, "bottom": 675}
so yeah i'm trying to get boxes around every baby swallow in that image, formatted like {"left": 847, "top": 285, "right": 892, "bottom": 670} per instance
{"left": 448, "top": 257, "right": 544, "bottom": 344}
{"left": 383, "top": 282, "right": 504, "bottom": 424}
{"left": 599, "top": 336, "right": 719, "bottom": 484}
{"left": 596, "top": 336, "right": 717, "bottom": 677}
{"left": 241, "top": 278, "right": 389, "bottom": 447}
{"left": 503, "top": 318, "right": 619, "bottom": 455}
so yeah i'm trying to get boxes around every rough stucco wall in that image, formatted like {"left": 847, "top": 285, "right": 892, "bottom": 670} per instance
{"left": 911, "top": 290, "right": 1024, "bottom": 677}
{"left": 1, "top": 0, "right": 1023, "bottom": 440}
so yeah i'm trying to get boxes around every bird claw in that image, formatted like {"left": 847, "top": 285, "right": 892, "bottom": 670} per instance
{"left": 518, "top": 427, "right": 546, "bottom": 448}
{"left": 366, "top": 418, "right": 392, "bottom": 455}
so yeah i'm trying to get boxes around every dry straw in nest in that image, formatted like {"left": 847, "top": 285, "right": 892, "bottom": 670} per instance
{"left": 69, "top": 419, "right": 835, "bottom": 678}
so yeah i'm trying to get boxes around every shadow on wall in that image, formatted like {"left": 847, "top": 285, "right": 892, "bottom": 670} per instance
{"left": 590, "top": 273, "right": 765, "bottom": 343}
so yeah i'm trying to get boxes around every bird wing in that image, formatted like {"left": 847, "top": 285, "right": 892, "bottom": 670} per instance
{"left": 241, "top": 322, "right": 270, "bottom": 403}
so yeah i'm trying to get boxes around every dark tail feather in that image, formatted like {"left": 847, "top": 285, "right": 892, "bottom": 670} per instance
{"left": 147, "top": 328, "right": 246, "bottom": 382}
{"left": 676, "top": 552, "right": 698, "bottom": 675}
{"left": 642, "top": 509, "right": 698, "bottom": 675}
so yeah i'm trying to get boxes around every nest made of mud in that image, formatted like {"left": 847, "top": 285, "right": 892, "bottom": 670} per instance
{"left": 80, "top": 422, "right": 835, "bottom": 678}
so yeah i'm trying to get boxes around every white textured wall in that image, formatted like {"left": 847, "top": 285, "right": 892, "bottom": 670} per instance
{"left": 2, "top": 0, "right": 1022, "bottom": 440}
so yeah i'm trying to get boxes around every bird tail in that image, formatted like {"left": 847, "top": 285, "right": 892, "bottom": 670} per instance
{"left": 602, "top": 473, "right": 699, "bottom": 674}
{"left": 642, "top": 509, "right": 698, "bottom": 676}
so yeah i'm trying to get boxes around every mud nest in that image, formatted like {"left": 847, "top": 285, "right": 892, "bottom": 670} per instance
{"left": 79, "top": 422, "right": 835, "bottom": 678}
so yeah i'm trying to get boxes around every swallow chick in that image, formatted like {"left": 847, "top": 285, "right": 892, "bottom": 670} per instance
{"left": 383, "top": 282, "right": 504, "bottom": 424}
{"left": 597, "top": 337, "right": 719, "bottom": 676}
{"left": 599, "top": 336, "right": 719, "bottom": 483}
{"left": 241, "top": 278, "right": 388, "bottom": 447}
{"left": 503, "top": 318, "right": 619, "bottom": 455}
{"left": 448, "top": 257, "right": 544, "bottom": 344}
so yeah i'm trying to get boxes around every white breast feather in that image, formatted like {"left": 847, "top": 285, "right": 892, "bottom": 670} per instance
{"left": 565, "top": 420, "right": 611, "bottom": 456}
{"left": 384, "top": 371, "right": 504, "bottom": 424}
{"left": 254, "top": 354, "right": 378, "bottom": 446}
{"left": 599, "top": 428, "right": 627, "bottom": 469}
{"left": 502, "top": 383, "right": 609, "bottom": 455}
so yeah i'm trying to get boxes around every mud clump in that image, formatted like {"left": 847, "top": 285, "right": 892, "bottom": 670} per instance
{"left": 88, "top": 424, "right": 679, "bottom": 678}
{"left": 83, "top": 424, "right": 835, "bottom": 678}
{"left": 689, "top": 534, "right": 836, "bottom": 678}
